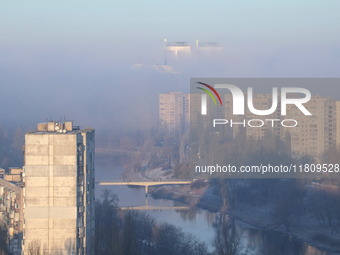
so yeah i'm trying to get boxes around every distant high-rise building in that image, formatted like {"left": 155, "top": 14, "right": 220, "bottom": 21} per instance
{"left": 23, "top": 121, "right": 95, "bottom": 255}
{"left": 286, "top": 95, "right": 336, "bottom": 158}
{"left": 164, "top": 39, "right": 191, "bottom": 57}
{"left": 159, "top": 92, "right": 189, "bottom": 131}
{"left": 195, "top": 40, "right": 222, "bottom": 52}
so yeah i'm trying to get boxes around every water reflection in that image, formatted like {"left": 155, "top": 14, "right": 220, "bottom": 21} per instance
{"left": 214, "top": 216, "right": 245, "bottom": 255}
{"left": 177, "top": 207, "right": 199, "bottom": 222}
{"left": 245, "top": 228, "right": 328, "bottom": 255}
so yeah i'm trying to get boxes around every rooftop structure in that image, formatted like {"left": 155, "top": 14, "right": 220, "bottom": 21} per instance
{"left": 3, "top": 167, "right": 23, "bottom": 184}
{"left": 164, "top": 39, "right": 191, "bottom": 57}
{"left": 196, "top": 40, "right": 222, "bottom": 51}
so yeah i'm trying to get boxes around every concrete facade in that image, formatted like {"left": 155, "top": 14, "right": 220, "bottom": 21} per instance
{"left": 22, "top": 122, "right": 95, "bottom": 255}
{"left": 287, "top": 96, "right": 336, "bottom": 158}
{"left": 159, "top": 92, "right": 189, "bottom": 131}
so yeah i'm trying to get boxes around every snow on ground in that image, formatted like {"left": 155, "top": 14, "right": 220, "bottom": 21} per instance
{"left": 145, "top": 167, "right": 173, "bottom": 180}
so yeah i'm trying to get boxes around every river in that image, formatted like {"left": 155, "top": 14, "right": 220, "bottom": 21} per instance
{"left": 95, "top": 158, "right": 330, "bottom": 255}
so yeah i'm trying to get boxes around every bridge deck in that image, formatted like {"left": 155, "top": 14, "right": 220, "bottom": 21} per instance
{"left": 98, "top": 181, "right": 193, "bottom": 186}
{"left": 120, "top": 205, "right": 191, "bottom": 210}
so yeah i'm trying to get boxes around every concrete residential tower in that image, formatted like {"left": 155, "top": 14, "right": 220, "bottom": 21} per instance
{"left": 159, "top": 92, "right": 189, "bottom": 131}
{"left": 22, "top": 121, "right": 95, "bottom": 255}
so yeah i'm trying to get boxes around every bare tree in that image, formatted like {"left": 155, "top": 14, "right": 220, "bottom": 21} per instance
{"left": 128, "top": 211, "right": 155, "bottom": 253}
{"left": 153, "top": 223, "right": 183, "bottom": 255}
{"left": 214, "top": 218, "right": 246, "bottom": 255}
{"left": 307, "top": 191, "right": 325, "bottom": 226}
{"left": 153, "top": 222, "right": 207, "bottom": 255}
{"left": 220, "top": 179, "right": 229, "bottom": 208}
{"left": 180, "top": 232, "right": 207, "bottom": 255}
{"left": 272, "top": 199, "right": 294, "bottom": 232}
{"left": 27, "top": 240, "right": 41, "bottom": 255}
{"left": 120, "top": 212, "right": 137, "bottom": 255}
{"left": 94, "top": 190, "right": 120, "bottom": 255}
{"left": 307, "top": 189, "right": 338, "bottom": 227}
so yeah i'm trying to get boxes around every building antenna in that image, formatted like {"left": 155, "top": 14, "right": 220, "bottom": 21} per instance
{"left": 164, "top": 53, "right": 167, "bottom": 65}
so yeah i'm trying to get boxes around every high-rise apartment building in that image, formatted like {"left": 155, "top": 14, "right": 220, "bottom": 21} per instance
{"left": 159, "top": 92, "right": 189, "bottom": 131}
{"left": 286, "top": 95, "right": 336, "bottom": 158}
{"left": 22, "top": 121, "right": 95, "bottom": 255}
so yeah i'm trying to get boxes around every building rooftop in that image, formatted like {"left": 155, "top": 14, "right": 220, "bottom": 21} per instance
{"left": 196, "top": 40, "right": 221, "bottom": 48}
{"left": 165, "top": 41, "right": 190, "bottom": 47}
{"left": 27, "top": 121, "right": 94, "bottom": 134}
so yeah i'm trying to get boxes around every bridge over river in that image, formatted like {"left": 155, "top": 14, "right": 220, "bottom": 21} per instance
{"left": 97, "top": 180, "right": 196, "bottom": 210}
{"left": 97, "top": 180, "right": 194, "bottom": 196}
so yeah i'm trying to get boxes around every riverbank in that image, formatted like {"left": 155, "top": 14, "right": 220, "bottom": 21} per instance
{"left": 152, "top": 185, "right": 340, "bottom": 254}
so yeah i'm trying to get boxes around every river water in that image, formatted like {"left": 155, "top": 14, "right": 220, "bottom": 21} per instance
{"left": 95, "top": 158, "right": 330, "bottom": 255}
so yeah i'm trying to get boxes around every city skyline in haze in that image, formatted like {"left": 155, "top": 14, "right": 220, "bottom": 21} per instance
{"left": 1, "top": 0, "right": 340, "bottom": 135}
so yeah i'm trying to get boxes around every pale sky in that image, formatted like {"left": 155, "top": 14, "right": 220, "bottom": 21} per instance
{"left": 1, "top": 0, "right": 340, "bottom": 48}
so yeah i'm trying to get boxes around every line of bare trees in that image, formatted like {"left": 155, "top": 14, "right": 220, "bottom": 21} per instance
{"left": 307, "top": 188, "right": 340, "bottom": 227}
{"left": 95, "top": 190, "right": 207, "bottom": 255}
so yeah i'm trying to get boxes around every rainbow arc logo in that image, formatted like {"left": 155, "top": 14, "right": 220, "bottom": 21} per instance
{"left": 196, "top": 82, "right": 222, "bottom": 106}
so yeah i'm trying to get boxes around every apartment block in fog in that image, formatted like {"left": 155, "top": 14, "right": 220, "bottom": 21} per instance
{"left": 23, "top": 121, "right": 95, "bottom": 255}
{"left": 159, "top": 92, "right": 189, "bottom": 131}
{"left": 286, "top": 95, "right": 336, "bottom": 158}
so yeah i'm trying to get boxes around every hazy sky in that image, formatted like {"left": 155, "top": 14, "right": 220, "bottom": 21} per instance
{"left": 1, "top": 0, "right": 340, "bottom": 134}
{"left": 2, "top": 0, "right": 340, "bottom": 47}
